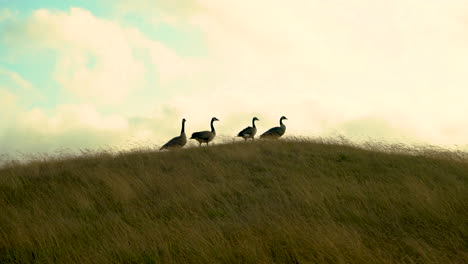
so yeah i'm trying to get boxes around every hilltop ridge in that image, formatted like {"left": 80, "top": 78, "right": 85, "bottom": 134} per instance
{"left": 0, "top": 139, "right": 467, "bottom": 263}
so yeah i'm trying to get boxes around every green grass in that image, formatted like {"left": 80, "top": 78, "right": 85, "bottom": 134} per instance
{"left": 0, "top": 139, "right": 467, "bottom": 263}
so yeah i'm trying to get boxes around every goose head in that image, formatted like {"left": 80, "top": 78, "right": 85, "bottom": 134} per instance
{"left": 280, "top": 116, "right": 288, "bottom": 121}
{"left": 253, "top": 117, "right": 259, "bottom": 121}
{"left": 212, "top": 117, "right": 220, "bottom": 122}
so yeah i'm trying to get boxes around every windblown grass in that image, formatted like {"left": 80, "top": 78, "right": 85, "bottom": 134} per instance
{"left": 0, "top": 139, "right": 467, "bottom": 263}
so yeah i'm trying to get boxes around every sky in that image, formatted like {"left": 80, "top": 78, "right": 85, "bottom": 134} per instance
{"left": 1, "top": 0, "right": 468, "bottom": 156}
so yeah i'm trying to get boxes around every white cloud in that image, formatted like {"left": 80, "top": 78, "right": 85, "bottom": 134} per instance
{"left": 0, "top": 68, "right": 32, "bottom": 90}
{"left": 24, "top": 104, "right": 129, "bottom": 133}
{"left": 0, "top": 8, "right": 16, "bottom": 22}
{"left": 0, "top": 71, "right": 151, "bottom": 155}
{"left": 0, "top": 68, "right": 45, "bottom": 104}
{"left": 0, "top": 72, "right": 180, "bottom": 156}
{"left": 117, "top": 0, "right": 468, "bottom": 146}
{"left": 0, "top": 101, "right": 154, "bottom": 155}
{"left": 124, "top": 27, "right": 204, "bottom": 86}
{"left": 3, "top": 1, "right": 468, "bottom": 155}
{"left": 0, "top": 7, "right": 200, "bottom": 155}
{"left": 1, "top": 7, "right": 194, "bottom": 105}
{"left": 33, "top": 8, "right": 145, "bottom": 104}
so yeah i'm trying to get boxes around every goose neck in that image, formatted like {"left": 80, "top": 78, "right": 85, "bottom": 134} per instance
{"left": 181, "top": 120, "right": 185, "bottom": 134}
{"left": 211, "top": 119, "right": 216, "bottom": 132}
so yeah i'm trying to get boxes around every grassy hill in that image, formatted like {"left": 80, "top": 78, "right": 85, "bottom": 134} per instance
{"left": 0, "top": 139, "right": 467, "bottom": 263}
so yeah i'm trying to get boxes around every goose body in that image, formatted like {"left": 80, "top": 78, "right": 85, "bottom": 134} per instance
{"left": 190, "top": 117, "right": 219, "bottom": 146}
{"left": 237, "top": 117, "right": 259, "bottom": 141}
{"left": 160, "top": 118, "right": 187, "bottom": 150}
{"left": 260, "top": 116, "right": 287, "bottom": 139}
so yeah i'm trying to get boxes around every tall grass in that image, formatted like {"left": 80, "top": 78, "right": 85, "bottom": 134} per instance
{"left": 0, "top": 139, "right": 467, "bottom": 263}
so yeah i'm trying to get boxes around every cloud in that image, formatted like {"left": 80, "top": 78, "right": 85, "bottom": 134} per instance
{"left": 25, "top": 8, "right": 143, "bottom": 104}
{"left": 0, "top": 71, "right": 183, "bottom": 156}
{"left": 3, "top": 1, "right": 468, "bottom": 156}
{"left": 0, "top": 8, "right": 197, "bottom": 156}
{"left": 0, "top": 8, "right": 17, "bottom": 22}
{"left": 0, "top": 101, "right": 161, "bottom": 155}
{"left": 109, "top": 0, "right": 203, "bottom": 25}
{"left": 1, "top": 7, "right": 195, "bottom": 105}
{"left": 0, "top": 69, "right": 33, "bottom": 91}
{"left": 112, "top": 0, "right": 468, "bottom": 146}
{"left": 0, "top": 67, "right": 147, "bottom": 155}
{"left": 0, "top": 68, "right": 45, "bottom": 105}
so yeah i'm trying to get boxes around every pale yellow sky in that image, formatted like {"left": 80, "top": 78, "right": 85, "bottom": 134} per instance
{"left": 1, "top": 0, "right": 468, "bottom": 155}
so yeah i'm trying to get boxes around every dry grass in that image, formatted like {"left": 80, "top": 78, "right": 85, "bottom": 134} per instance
{"left": 0, "top": 139, "right": 467, "bottom": 263}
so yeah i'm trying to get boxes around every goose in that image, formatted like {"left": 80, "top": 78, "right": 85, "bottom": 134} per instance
{"left": 260, "top": 116, "right": 287, "bottom": 139}
{"left": 160, "top": 118, "right": 187, "bottom": 150}
{"left": 237, "top": 117, "right": 259, "bottom": 141}
{"left": 190, "top": 117, "right": 219, "bottom": 146}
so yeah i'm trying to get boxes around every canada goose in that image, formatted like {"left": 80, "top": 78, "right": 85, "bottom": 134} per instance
{"left": 237, "top": 117, "right": 259, "bottom": 141}
{"left": 190, "top": 117, "right": 219, "bottom": 146}
{"left": 160, "top": 118, "right": 187, "bottom": 150}
{"left": 260, "top": 116, "right": 287, "bottom": 139}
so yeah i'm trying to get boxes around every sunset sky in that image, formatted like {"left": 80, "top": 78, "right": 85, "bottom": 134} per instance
{"left": 1, "top": 0, "right": 468, "bottom": 155}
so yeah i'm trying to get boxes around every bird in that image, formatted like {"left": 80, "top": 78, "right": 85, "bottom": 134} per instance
{"left": 237, "top": 117, "right": 259, "bottom": 141}
{"left": 190, "top": 117, "right": 220, "bottom": 146}
{"left": 160, "top": 118, "right": 187, "bottom": 150}
{"left": 260, "top": 116, "right": 288, "bottom": 139}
